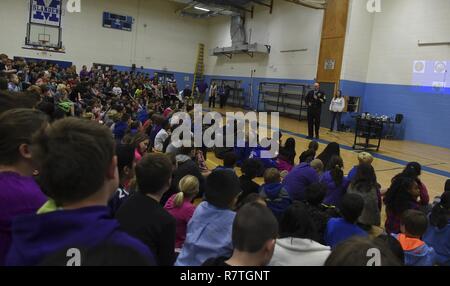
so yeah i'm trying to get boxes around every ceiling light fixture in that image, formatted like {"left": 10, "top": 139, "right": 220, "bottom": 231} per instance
{"left": 194, "top": 6, "right": 210, "bottom": 12}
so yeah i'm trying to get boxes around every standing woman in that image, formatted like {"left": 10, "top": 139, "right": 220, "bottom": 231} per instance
{"left": 329, "top": 90, "right": 345, "bottom": 132}
{"left": 208, "top": 82, "right": 217, "bottom": 108}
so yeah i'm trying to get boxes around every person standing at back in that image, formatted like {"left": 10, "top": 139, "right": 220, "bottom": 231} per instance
{"left": 208, "top": 82, "right": 218, "bottom": 108}
{"left": 305, "top": 82, "right": 326, "bottom": 139}
{"left": 329, "top": 90, "right": 345, "bottom": 132}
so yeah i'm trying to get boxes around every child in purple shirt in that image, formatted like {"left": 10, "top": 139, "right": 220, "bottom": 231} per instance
{"left": 0, "top": 109, "right": 48, "bottom": 265}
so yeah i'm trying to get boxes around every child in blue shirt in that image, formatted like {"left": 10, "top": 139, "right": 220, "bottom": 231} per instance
{"left": 260, "top": 168, "right": 292, "bottom": 220}
{"left": 394, "top": 209, "right": 436, "bottom": 266}
{"left": 324, "top": 193, "right": 367, "bottom": 248}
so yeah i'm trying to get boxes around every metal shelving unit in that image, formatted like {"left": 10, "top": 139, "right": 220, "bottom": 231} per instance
{"left": 258, "top": 82, "right": 308, "bottom": 120}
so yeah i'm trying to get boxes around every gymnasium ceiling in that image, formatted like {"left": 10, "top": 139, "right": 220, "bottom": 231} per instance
{"left": 171, "top": 0, "right": 328, "bottom": 18}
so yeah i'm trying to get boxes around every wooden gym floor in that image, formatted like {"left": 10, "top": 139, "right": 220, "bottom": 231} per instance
{"left": 202, "top": 105, "right": 450, "bottom": 201}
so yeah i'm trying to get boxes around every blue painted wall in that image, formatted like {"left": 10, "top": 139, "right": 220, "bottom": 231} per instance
{"left": 112, "top": 64, "right": 450, "bottom": 149}
{"left": 340, "top": 80, "right": 450, "bottom": 149}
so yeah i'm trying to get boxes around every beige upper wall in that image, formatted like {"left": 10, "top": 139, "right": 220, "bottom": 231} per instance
{"left": 206, "top": 0, "right": 324, "bottom": 80}
{"left": 0, "top": 0, "right": 209, "bottom": 72}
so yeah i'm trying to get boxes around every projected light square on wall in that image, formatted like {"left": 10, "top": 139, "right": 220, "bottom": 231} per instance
{"left": 103, "top": 12, "right": 133, "bottom": 32}
{"left": 412, "top": 60, "right": 450, "bottom": 95}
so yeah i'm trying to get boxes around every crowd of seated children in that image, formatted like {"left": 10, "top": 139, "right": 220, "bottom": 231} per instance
{"left": 259, "top": 168, "right": 292, "bottom": 221}
{"left": 269, "top": 202, "right": 331, "bottom": 266}
{"left": 202, "top": 202, "right": 278, "bottom": 266}
{"left": 5, "top": 118, "right": 155, "bottom": 266}
{"left": 1, "top": 53, "right": 449, "bottom": 267}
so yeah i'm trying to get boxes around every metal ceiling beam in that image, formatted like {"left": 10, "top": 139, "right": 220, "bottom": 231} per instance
{"left": 284, "top": 0, "right": 327, "bottom": 9}
{"left": 251, "top": 0, "right": 274, "bottom": 14}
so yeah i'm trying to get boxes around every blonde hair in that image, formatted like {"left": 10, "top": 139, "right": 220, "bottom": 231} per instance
{"left": 310, "top": 159, "right": 324, "bottom": 172}
{"left": 358, "top": 152, "right": 373, "bottom": 165}
{"left": 174, "top": 175, "right": 199, "bottom": 208}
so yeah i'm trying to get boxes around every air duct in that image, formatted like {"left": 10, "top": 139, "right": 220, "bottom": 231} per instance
{"left": 212, "top": 14, "right": 270, "bottom": 58}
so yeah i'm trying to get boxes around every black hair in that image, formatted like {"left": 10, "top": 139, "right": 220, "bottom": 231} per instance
{"left": 205, "top": 170, "right": 241, "bottom": 209}
{"left": 0, "top": 91, "right": 40, "bottom": 114}
{"left": 317, "top": 142, "right": 340, "bottom": 169}
{"left": 240, "top": 159, "right": 263, "bottom": 179}
{"left": 374, "top": 234, "right": 405, "bottom": 265}
{"left": 305, "top": 183, "right": 327, "bottom": 206}
{"left": 279, "top": 202, "right": 320, "bottom": 242}
{"left": 232, "top": 202, "right": 278, "bottom": 253}
{"left": 31, "top": 118, "right": 114, "bottom": 205}
{"left": 235, "top": 193, "right": 265, "bottom": 211}
{"left": 135, "top": 153, "right": 173, "bottom": 195}
{"left": 402, "top": 162, "right": 421, "bottom": 179}
{"left": 351, "top": 163, "right": 378, "bottom": 193}
{"left": 284, "top": 138, "right": 296, "bottom": 152}
{"left": 401, "top": 209, "right": 428, "bottom": 237}
{"left": 340, "top": 193, "right": 364, "bottom": 224}
{"left": 0, "top": 77, "right": 7, "bottom": 90}
{"left": 329, "top": 155, "right": 344, "bottom": 186}
{"left": 429, "top": 191, "right": 450, "bottom": 229}
{"left": 308, "top": 140, "right": 319, "bottom": 152}
{"left": 445, "top": 179, "right": 450, "bottom": 193}
{"left": 325, "top": 236, "right": 402, "bottom": 266}
{"left": 299, "top": 149, "right": 316, "bottom": 163}
{"left": 0, "top": 108, "right": 48, "bottom": 165}
{"left": 116, "top": 144, "right": 135, "bottom": 178}
{"left": 223, "top": 152, "right": 238, "bottom": 168}
{"left": 384, "top": 176, "right": 417, "bottom": 216}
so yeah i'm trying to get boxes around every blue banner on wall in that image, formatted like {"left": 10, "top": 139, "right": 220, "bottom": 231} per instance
{"left": 30, "top": 0, "right": 62, "bottom": 27}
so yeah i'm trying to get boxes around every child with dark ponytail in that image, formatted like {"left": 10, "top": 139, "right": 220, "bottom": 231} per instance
{"left": 424, "top": 191, "right": 450, "bottom": 265}
{"left": 320, "top": 156, "right": 349, "bottom": 207}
